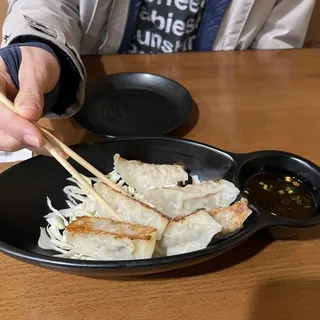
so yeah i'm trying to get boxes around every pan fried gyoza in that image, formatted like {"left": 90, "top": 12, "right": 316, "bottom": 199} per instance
{"left": 64, "top": 217, "right": 157, "bottom": 260}
{"left": 113, "top": 153, "right": 188, "bottom": 194}
{"left": 210, "top": 198, "right": 252, "bottom": 234}
{"left": 38, "top": 152, "right": 253, "bottom": 261}
{"left": 158, "top": 210, "right": 222, "bottom": 256}
{"left": 94, "top": 182, "right": 170, "bottom": 240}
{"left": 144, "top": 179, "right": 240, "bottom": 218}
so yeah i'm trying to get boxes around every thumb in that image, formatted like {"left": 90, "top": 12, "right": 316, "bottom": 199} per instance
{"left": 14, "top": 69, "right": 44, "bottom": 121}
{"left": 14, "top": 47, "right": 60, "bottom": 121}
{"left": 15, "top": 80, "right": 44, "bottom": 121}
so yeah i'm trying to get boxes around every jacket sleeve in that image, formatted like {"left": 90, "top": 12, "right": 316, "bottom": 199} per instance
{"left": 251, "top": 0, "right": 316, "bottom": 49}
{"left": 1, "top": 0, "right": 86, "bottom": 118}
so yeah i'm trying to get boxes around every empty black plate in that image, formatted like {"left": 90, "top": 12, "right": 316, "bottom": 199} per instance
{"left": 73, "top": 73, "right": 193, "bottom": 136}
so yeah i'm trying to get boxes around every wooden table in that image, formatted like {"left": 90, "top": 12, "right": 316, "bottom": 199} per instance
{"left": 1, "top": 49, "right": 320, "bottom": 320}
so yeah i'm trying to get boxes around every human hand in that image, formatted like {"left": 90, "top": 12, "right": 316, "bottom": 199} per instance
{"left": 0, "top": 46, "right": 61, "bottom": 154}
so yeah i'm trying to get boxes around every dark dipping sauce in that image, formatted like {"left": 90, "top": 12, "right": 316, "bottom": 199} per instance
{"left": 244, "top": 171, "right": 316, "bottom": 219}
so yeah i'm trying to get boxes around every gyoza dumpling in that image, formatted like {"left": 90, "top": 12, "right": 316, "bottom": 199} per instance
{"left": 210, "top": 198, "right": 252, "bottom": 234}
{"left": 145, "top": 179, "right": 240, "bottom": 218}
{"left": 65, "top": 217, "right": 157, "bottom": 260}
{"left": 113, "top": 153, "right": 188, "bottom": 195}
{"left": 157, "top": 210, "right": 222, "bottom": 256}
{"left": 94, "top": 182, "right": 170, "bottom": 240}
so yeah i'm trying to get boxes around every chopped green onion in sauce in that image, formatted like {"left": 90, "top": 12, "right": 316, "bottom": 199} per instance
{"left": 244, "top": 171, "right": 316, "bottom": 219}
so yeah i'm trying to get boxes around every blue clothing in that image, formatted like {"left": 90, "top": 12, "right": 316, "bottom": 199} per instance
{"left": 120, "top": 0, "right": 231, "bottom": 53}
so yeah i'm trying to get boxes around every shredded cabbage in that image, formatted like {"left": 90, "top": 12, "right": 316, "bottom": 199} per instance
{"left": 38, "top": 170, "right": 148, "bottom": 259}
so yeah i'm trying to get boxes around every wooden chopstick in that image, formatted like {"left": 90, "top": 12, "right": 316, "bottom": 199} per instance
{"left": 39, "top": 128, "right": 126, "bottom": 195}
{"left": 0, "top": 92, "right": 123, "bottom": 221}
{"left": 44, "top": 140, "right": 122, "bottom": 221}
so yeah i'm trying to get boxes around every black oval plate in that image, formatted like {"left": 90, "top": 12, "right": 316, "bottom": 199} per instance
{"left": 0, "top": 137, "right": 320, "bottom": 277}
{"left": 73, "top": 73, "right": 193, "bottom": 137}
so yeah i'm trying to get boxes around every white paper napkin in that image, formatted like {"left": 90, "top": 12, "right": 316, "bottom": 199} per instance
{"left": 0, "top": 148, "right": 33, "bottom": 163}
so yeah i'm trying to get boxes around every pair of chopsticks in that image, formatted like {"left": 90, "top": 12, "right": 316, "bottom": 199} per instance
{"left": 0, "top": 92, "right": 125, "bottom": 221}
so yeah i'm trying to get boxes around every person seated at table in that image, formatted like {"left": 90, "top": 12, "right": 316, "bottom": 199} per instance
{"left": 0, "top": 0, "right": 316, "bottom": 154}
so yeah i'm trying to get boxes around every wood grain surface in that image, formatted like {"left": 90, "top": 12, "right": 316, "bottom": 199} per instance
{"left": 1, "top": 49, "right": 320, "bottom": 320}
